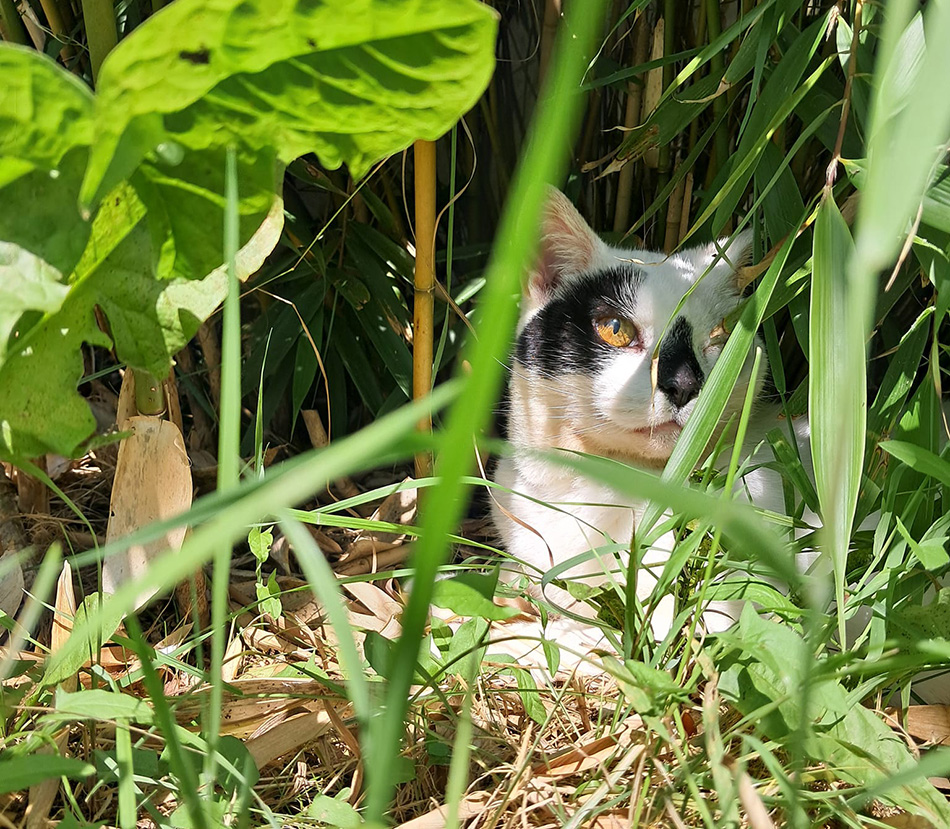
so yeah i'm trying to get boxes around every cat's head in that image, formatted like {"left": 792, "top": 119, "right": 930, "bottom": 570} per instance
{"left": 508, "top": 189, "right": 763, "bottom": 465}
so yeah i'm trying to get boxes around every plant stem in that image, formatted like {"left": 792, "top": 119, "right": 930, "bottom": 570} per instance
{"left": 38, "top": 0, "right": 77, "bottom": 64}
{"left": 0, "top": 0, "right": 29, "bottom": 45}
{"left": 412, "top": 139, "right": 437, "bottom": 479}
{"left": 705, "top": 0, "right": 728, "bottom": 193}
{"left": 79, "top": 0, "right": 117, "bottom": 82}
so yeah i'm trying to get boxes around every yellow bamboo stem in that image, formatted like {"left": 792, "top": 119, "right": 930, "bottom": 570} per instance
{"left": 663, "top": 170, "right": 686, "bottom": 253}
{"left": 413, "top": 139, "right": 437, "bottom": 479}
{"left": 38, "top": 0, "right": 76, "bottom": 64}
{"left": 538, "top": 0, "right": 561, "bottom": 87}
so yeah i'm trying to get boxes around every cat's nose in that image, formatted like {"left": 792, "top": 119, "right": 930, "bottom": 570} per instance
{"left": 657, "top": 365, "right": 702, "bottom": 408}
{"left": 657, "top": 317, "right": 704, "bottom": 408}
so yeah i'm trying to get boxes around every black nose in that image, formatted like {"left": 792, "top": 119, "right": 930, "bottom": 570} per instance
{"left": 657, "top": 317, "right": 704, "bottom": 409}
{"left": 657, "top": 364, "right": 702, "bottom": 408}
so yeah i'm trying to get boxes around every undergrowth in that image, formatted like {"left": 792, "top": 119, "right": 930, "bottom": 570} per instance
{"left": 2, "top": 0, "right": 950, "bottom": 827}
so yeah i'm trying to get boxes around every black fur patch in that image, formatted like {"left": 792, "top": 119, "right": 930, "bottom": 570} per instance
{"left": 514, "top": 268, "right": 643, "bottom": 377}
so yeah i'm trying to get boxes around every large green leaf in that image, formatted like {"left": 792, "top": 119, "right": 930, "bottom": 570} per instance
{"left": 0, "top": 186, "right": 282, "bottom": 462}
{"left": 0, "top": 243, "right": 70, "bottom": 362}
{"left": 0, "top": 755, "right": 95, "bottom": 795}
{"left": 0, "top": 45, "right": 93, "bottom": 167}
{"left": 0, "top": 47, "right": 94, "bottom": 274}
{"left": 81, "top": 0, "right": 499, "bottom": 207}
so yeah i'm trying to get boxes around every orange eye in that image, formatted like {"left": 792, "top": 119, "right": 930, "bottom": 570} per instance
{"left": 594, "top": 316, "right": 639, "bottom": 348}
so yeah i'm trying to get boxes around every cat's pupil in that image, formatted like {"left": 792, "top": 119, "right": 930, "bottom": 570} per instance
{"left": 610, "top": 319, "right": 621, "bottom": 334}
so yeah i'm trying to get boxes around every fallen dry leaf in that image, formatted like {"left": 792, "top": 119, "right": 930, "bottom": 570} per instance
{"left": 103, "top": 416, "right": 193, "bottom": 607}
{"left": 898, "top": 706, "right": 950, "bottom": 746}
{"left": 50, "top": 562, "right": 75, "bottom": 657}
{"left": 393, "top": 791, "right": 492, "bottom": 829}
{"left": 24, "top": 728, "right": 70, "bottom": 829}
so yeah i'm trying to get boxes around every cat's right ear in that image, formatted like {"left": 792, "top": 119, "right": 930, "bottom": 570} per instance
{"left": 527, "top": 189, "right": 603, "bottom": 307}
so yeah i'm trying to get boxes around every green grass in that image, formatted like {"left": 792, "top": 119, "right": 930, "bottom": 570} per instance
{"left": 3, "top": 0, "right": 950, "bottom": 826}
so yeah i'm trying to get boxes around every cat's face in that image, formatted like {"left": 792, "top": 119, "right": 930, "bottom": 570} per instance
{"left": 508, "top": 190, "right": 762, "bottom": 465}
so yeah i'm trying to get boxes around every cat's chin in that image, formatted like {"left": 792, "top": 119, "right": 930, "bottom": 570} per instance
{"left": 581, "top": 421, "right": 681, "bottom": 467}
{"left": 629, "top": 421, "right": 682, "bottom": 438}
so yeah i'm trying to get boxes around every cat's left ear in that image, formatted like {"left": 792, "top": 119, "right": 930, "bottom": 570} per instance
{"left": 689, "top": 230, "right": 754, "bottom": 291}
{"left": 526, "top": 188, "right": 607, "bottom": 308}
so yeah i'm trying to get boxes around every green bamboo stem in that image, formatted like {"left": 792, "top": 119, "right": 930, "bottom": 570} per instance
{"left": 132, "top": 369, "right": 166, "bottom": 416}
{"left": 80, "top": 0, "right": 117, "bottom": 82}
{"left": 0, "top": 0, "right": 29, "bottom": 45}
{"left": 705, "top": 0, "right": 729, "bottom": 196}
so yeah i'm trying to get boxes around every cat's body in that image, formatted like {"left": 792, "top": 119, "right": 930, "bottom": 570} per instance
{"left": 491, "top": 190, "right": 816, "bottom": 632}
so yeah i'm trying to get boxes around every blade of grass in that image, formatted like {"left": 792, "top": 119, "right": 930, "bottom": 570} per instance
{"left": 125, "top": 614, "right": 207, "bottom": 829}
{"left": 639, "top": 215, "right": 803, "bottom": 535}
{"left": 856, "top": 0, "right": 950, "bottom": 275}
{"left": 114, "top": 717, "right": 136, "bottom": 829}
{"left": 204, "top": 145, "right": 241, "bottom": 792}
{"left": 363, "top": 0, "right": 609, "bottom": 821}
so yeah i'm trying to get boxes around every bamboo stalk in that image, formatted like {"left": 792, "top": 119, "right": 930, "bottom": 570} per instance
{"left": 677, "top": 169, "right": 694, "bottom": 246}
{"left": 642, "top": 20, "right": 664, "bottom": 169}
{"left": 38, "top": 0, "right": 76, "bottom": 63}
{"left": 0, "top": 0, "right": 29, "bottom": 44}
{"left": 705, "top": 0, "right": 728, "bottom": 193}
{"left": 412, "top": 139, "right": 437, "bottom": 479}
{"left": 613, "top": 17, "right": 649, "bottom": 234}
{"left": 538, "top": 0, "right": 561, "bottom": 87}
{"left": 663, "top": 170, "right": 686, "bottom": 253}
{"left": 656, "top": 0, "right": 676, "bottom": 201}
{"left": 79, "top": 0, "right": 117, "bottom": 82}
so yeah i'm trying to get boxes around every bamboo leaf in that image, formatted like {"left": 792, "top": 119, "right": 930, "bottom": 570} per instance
{"left": 809, "top": 195, "right": 862, "bottom": 630}
{"left": 856, "top": 1, "right": 950, "bottom": 273}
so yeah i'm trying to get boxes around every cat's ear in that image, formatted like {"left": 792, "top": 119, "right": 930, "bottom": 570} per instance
{"left": 527, "top": 189, "right": 604, "bottom": 305}
{"left": 688, "top": 230, "right": 754, "bottom": 291}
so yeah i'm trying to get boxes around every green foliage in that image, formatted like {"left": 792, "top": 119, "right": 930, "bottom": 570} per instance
{"left": 718, "top": 608, "right": 950, "bottom": 823}
{"left": 7, "top": 0, "right": 950, "bottom": 825}
{"left": 0, "top": 0, "right": 497, "bottom": 462}
{"left": 0, "top": 755, "right": 95, "bottom": 794}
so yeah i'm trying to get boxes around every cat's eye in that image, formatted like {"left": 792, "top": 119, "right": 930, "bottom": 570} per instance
{"left": 593, "top": 316, "right": 639, "bottom": 348}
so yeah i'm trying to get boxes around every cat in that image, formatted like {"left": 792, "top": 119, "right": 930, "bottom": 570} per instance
{"left": 487, "top": 189, "right": 950, "bottom": 704}
{"left": 490, "top": 189, "right": 815, "bottom": 636}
